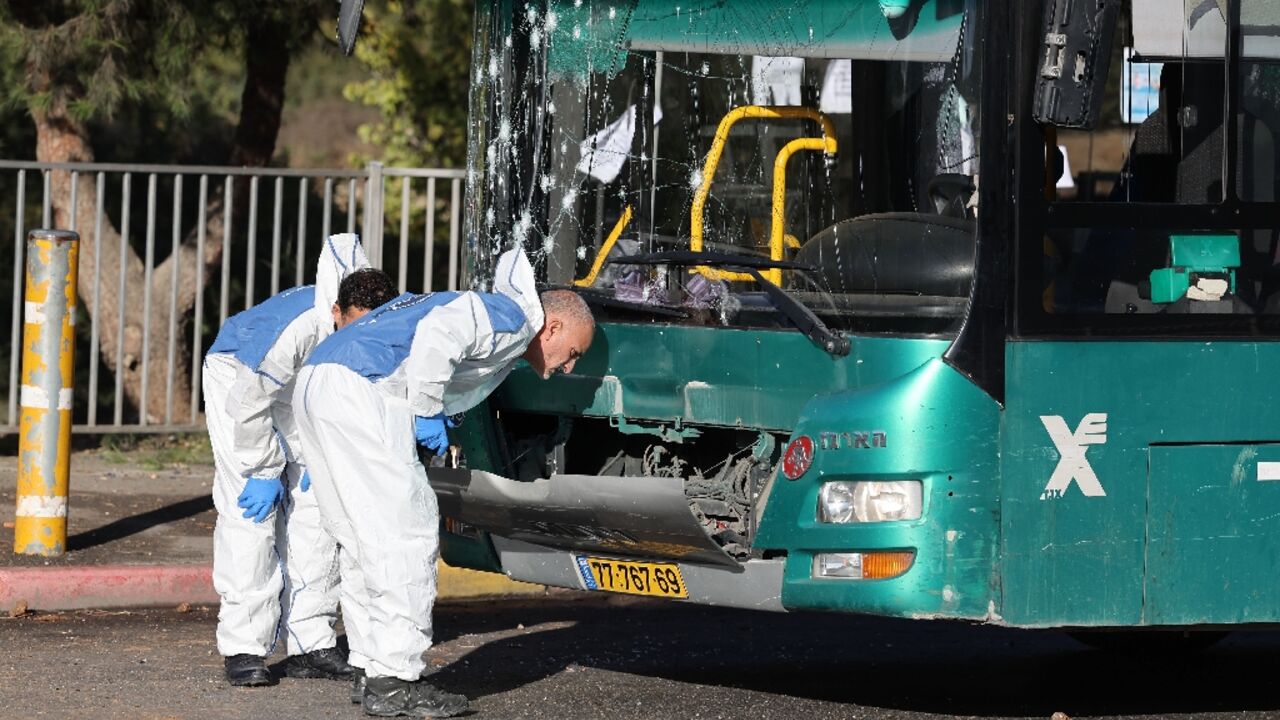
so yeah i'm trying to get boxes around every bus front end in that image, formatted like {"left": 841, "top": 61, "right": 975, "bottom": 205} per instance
{"left": 439, "top": 0, "right": 1004, "bottom": 621}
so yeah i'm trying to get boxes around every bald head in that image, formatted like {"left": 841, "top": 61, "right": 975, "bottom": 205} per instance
{"left": 541, "top": 290, "right": 594, "bottom": 331}
{"left": 522, "top": 290, "right": 596, "bottom": 379}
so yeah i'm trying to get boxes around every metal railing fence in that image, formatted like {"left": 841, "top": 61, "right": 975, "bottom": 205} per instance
{"left": 0, "top": 160, "right": 466, "bottom": 435}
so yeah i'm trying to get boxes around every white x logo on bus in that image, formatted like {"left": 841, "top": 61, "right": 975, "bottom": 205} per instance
{"left": 1040, "top": 413, "right": 1108, "bottom": 499}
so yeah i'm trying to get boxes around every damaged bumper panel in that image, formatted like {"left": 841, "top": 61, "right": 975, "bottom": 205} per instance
{"left": 428, "top": 468, "right": 739, "bottom": 568}
{"left": 492, "top": 536, "right": 787, "bottom": 612}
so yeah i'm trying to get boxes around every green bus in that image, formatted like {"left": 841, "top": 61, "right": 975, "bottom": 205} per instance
{"left": 348, "top": 0, "right": 1280, "bottom": 637}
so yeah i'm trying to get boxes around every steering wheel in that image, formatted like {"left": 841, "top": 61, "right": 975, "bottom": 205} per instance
{"left": 926, "top": 173, "right": 976, "bottom": 219}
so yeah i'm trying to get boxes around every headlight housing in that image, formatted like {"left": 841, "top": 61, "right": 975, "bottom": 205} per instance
{"left": 818, "top": 480, "right": 923, "bottom": 523}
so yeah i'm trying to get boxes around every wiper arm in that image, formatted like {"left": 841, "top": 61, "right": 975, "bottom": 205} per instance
{"left": 609, "top": 252, "right": 851, "bottom": 357}
{"left": 548, "top": 284, "right": 690, "bottom": 318}
{"left": 571, "top": 287, "right": 690, "bottom": 319}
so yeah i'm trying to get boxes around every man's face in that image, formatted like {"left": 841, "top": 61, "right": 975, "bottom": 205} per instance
{"left": 525, "top": 316, "right": 594, "bottom": 379}
{"left": 331, "top": 304, "right": 372, "bottom": 330}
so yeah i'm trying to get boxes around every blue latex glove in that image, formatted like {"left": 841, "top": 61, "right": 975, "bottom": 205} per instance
{"left": 300, "top": 471, "right": 311, "bottom": 493}
{"left": 414, "top": 415, "right": 450, "bottom": 456}
{"left": 237, "top": 477, "right": 284, "bottom": 523}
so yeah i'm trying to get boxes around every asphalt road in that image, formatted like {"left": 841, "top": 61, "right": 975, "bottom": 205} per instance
{"left": 2, "top": 594, "right": 1280, "bottom": 720}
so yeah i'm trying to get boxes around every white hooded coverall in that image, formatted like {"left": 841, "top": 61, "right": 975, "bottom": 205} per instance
{"left": 205, "top": 233, "right": 370, "bottom": 659}
{"left": 293, "top": 248, "right": 543, "bottom": 681}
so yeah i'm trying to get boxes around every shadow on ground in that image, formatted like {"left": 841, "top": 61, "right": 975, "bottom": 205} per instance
{"left": 68, "top": 495, "right": 213, "bottom": 551}
{"left": 428, "top": 596, "right": 1280, "bottom": 718}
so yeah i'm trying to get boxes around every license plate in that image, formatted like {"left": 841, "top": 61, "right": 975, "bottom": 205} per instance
{"left": 574, "top": 555, "right": 688, "bottom": 599}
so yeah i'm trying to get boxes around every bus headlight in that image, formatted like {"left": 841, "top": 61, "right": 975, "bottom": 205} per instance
{"left": 818, "top": 481, "right": 923, "bottom": 523}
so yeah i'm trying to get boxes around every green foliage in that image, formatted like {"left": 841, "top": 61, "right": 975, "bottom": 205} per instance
{"left": 0, "top": 0, "right": 328, "bottom": 126}
{"left": 0, "top": 1, "right": 201, "bottom": 123}
{"left": 99, "top": 432, "right": 214, "bottom": 469}
{"left": 343, "top": 0, "right": 473, "bottom": 169}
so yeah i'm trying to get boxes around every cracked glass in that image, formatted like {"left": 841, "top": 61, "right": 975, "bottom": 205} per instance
{"left": 466, "top": 0, "right": 982, "bottom": 337}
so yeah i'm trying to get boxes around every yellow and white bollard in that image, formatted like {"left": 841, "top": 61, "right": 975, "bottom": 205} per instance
{"left": 15, "top": 229, "right": 79, "bottom": 556}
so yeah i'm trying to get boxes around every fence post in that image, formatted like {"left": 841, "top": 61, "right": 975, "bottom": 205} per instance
{"left": 15, "top": 229, "right": 79, "bottom": 557}
{"left": 363, "top": 161, "right": 385, "bottom": 267}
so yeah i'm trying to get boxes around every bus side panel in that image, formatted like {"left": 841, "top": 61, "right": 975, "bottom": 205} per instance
{"left": 491, "top": 323, "right": 948, "bottom": 431}
{"left": 1001, "top": 341, "right": 1280, "bottom": 627}
{"left": 1146, "top": 443, "right": 1280, "bottom": 625}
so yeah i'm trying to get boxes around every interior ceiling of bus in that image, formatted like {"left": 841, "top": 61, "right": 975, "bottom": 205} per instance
{"left": 546, "top": 0, "right": 964, "bottom": 78}
{"left": 1133, "top": 0, "right": 1280, "bottom": 59}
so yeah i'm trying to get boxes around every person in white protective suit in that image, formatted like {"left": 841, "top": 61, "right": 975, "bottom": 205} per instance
{"left": 204, "top": 233, "right": 399, "bottom": 687}
{"left": 293, "top": 247, "right": 594, "bottom": 717}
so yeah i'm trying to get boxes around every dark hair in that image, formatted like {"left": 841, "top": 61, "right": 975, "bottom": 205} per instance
{"left": 337, "top": 268, "right": 398, "bottom": 311}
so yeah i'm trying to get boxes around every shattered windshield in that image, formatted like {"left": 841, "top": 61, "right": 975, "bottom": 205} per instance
{"left": 465, "top": 0, "right": 982, "bottom": 336}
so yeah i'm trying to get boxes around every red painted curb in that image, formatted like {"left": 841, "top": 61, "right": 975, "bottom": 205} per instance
{"left": 0, "top": 564, "right": 216, "bottom": 611}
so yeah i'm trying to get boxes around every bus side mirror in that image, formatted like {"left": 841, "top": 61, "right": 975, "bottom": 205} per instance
{"left": 1032, "top": 0, "right": 1122, "bottom": 130}
{"left": 337, "top": 0, "right": 366, "bottom": 56}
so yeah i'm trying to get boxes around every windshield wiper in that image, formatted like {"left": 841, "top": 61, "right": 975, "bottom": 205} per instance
{"left": 571, "top": 287, "right": 690, "bottom": 319}
{"left": 612, "top": 250, "right": 814, "bottom": 272}
{"left": 612, "top": 252, "right": 851, "bottom": 357}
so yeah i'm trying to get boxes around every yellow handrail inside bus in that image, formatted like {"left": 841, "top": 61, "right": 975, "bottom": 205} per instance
{"left": 689, "top": 105, "right": 837, "bottom": 284}
{"left": 574, "top": 204, "right": 634, "bottom": 287}
{"left": 766, "top": 136, "right": 837, "bottom": 285}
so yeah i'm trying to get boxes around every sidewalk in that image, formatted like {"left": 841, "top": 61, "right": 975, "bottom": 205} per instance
{"left": 0, "top": 440, "right": 542, "bottom": 611}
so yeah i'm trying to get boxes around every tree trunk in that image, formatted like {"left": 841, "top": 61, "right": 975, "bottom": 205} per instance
{"left": 34, "top": 22, "right": 291, "bottom": 427}
{"left": 35, "top": 96, "right": 195, "bottom": 425}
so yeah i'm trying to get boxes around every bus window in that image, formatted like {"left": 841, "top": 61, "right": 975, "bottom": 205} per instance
{"left": 467, "top": 0, "right": 984, "bottom": 339}
{"left": 1026, "top": 1, "right": 1280, "bottom": 332}
{"left": 1237, "top": 1, "right": 1280, "bottom": 203}
{"left": 1053, "top": 3, "right": 1228, "bottom": 204}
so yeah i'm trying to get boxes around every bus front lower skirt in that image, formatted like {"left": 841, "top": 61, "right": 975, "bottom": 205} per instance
{"left": 427, "top": 468, "right": 742, "bottom": 570}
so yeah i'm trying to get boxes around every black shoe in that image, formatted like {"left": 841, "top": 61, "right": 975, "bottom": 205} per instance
{"left": 224, "top": 654, "right": 273, "bottom": 687}
{"left": 283, "top": 646, "right": 357, "bottom": 680}
{"left": 362, "top": 676, "right": 469, "bottom": 718}
{"left": 351, "top": 669, "right": 367, "bottom": 704}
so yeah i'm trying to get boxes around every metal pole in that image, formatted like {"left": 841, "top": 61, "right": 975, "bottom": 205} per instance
{"left": 448, "top": 179, "right": 461, "bottom": 290}
{"left": 347, "top": 179, "right": 358, "bottom": 236}
{"left": 322, "top": 178, "right": 333, "bottom": 244}
{"left": 271, "top": 176, "right": 283, "bottom": 296}
{"left": 246, "top": 176, "right": 259, "bottom": 310}
{"left": 140, "top": 174, "right": 156, "bottom": 426}
{"left": 295, "top": 177, "right": 308, "bottom": 286}
{"left": 424, "top": 177, "right": 437, "bottom": 292}
{"left": 8, "top": 170, "right": 26, "bottom": 427}
{"left": 364, "top": 161, "right": 385, "bottom": 266}
{"left": 15, "top": 229, "right": 79, "bottom": 556}
{"left": 87, "top": 172, "right": 104, "bottom": 427}
{"left": 398, "top": 176, "right": 410, "bottom": 292}
{"left": 113, "top": 174, "right": 131, "bottom": 426}
{"left": 192, "top": 175, "right": 208, "bottom": 424}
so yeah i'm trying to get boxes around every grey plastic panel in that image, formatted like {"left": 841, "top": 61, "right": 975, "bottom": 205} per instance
{"left": 429, "top": 468, "right": 739, "bottom": 568}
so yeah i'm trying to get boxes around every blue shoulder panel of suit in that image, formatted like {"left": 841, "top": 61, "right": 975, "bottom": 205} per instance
{"left": 306, "top": 291, "right": 457, "bottom": 380}
{"left": 306, "top": 290, "right": 527, "bottom": 380}
{"left": 207, "top": 286, "right": 315, "bottom": 381}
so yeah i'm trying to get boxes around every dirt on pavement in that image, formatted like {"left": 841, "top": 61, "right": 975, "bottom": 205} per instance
{"left": 0, "top": 443, "right": 215, "bottom": 567}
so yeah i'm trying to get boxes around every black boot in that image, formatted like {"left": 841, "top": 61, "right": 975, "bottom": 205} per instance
{"left": 283, "top": 646, "right": 357, "bottom": 680}
{"left": 362, "top": 676, "right": 469, "bottom": 718}
{"left": 351, "top": 669, "right": 367, "bottom": 704}
{"left": 224, "top": 654, "right": 273, "bottom": 687}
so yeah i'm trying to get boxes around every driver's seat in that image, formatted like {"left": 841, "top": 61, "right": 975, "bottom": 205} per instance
{"left": 794, "top": 213, "right": 975, "bottom": 296}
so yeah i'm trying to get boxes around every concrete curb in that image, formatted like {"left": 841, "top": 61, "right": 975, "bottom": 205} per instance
{"left": 0, "top": 562, "right": 543, "bottom": 612}
{"left": 0, "top": 564, "right": 217, "bottom": 612}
